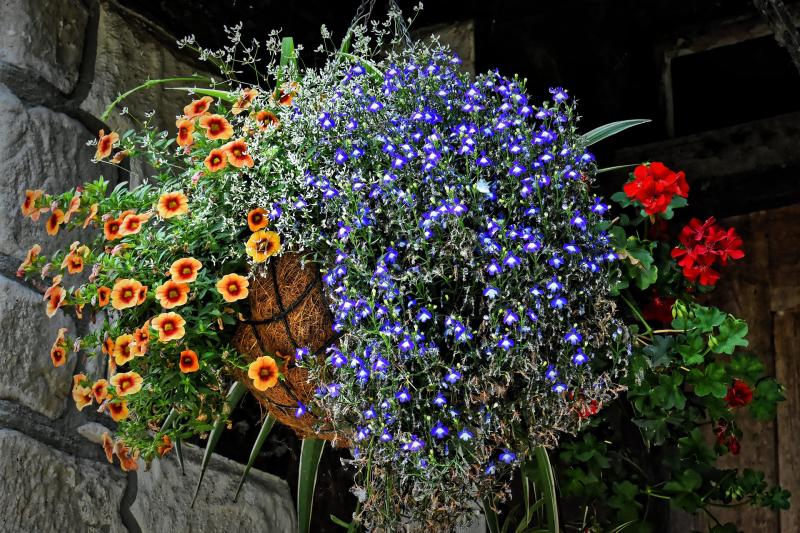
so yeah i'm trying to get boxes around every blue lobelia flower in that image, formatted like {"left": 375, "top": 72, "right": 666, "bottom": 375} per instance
{"left": 431, "top": 421, "right": 449, "bottom": 439}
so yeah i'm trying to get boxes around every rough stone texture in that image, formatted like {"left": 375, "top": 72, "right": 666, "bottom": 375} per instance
{"left": 0, "top": 84, "right": 109, "bottom": 262}
{"left": 81, "top": 0, "right": 208, "bottom": 134}
{"left": 0, "top": 275, "right": 76, "bottom": 419}
{"left": 414, "top": 20, "right": 476, "bottom": 74}
{"left": 0, "top": 428, "right": 127, "bottom": 533}
{"left": 0, "top": 0, "right": 89, "bottom": 94}
{"left": 131, "top": 441, "right": 296, "bottom": 532}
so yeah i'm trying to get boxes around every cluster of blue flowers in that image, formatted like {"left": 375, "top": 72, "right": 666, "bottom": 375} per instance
{"left": 279, "top": 44, "right": 629, "bottom": 526}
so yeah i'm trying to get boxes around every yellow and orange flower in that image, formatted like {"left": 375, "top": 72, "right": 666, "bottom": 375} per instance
{"left": 107, "top": 400, "right": 129, "bottom": 422}
{"left": 50, "top": 327, "right": 69, "bottom": 367}
{"left": 113, "top": 334, "right": 136, "bottom": 366}
{"left": 104, "top": 217, "right": 123, "bottom": 240}
{"left": 72, "top": 374, "right": 93, "bottom": 411}
{"left": 110, "top": 371, "right": 143, "bottom": 396}
{"left": 204, "top": 148, "right": 228, "bottom": 172}
{"left": 102, "top": 432, "right": 114, "bottom": 463}
{"left": 61, "top": 251, "right": 84, "bottom": 274}
{"left": 63, "top": 195, "right": 81, "bottom": 223}
{"left": 176, "top": 118, "right": 195, "bottom": 147}
{"left": 247, "top": 355, "right": 280, "bottom": 391}
{"left": 95, "top": 129, "right": 120, "bottom": 160}
{"left": 21, "top": 189, "right": 43, "bottom": 217}
{"left": 110, "top": 278, "right": 143, "bottom": 310}
{"left": 223, "top": 139, "right": 254, "bottom": 168}
{"left": 155, "top": 280, "right": 190, "bottom": 309}
{"left": 245, "top": 230, "right": 281, "bottom": 263}
{"left": 247, "top": 207, "right": 268, "bottom": 232}
{"left": 183, "top": 96, "right": 213, "bottom": 119}
{"left": 157, "top": 191, "right": 189, "bottom": 219}
{"left": 216, "top": 273, "right": 249, "bottom": 302}
{"left": 179, "top": 349, "right": 200, "bottom": 373}
{"left": 92, "top": 379, "right": 109, "bottom": 404}
{"left": 157, "top": 434, "right": 174, "bottom": 457}
{"left": 276, "top": 82, "right": 298, "bottom": 106}
{"left": 151, "top": 312, "right": 186, "bottom": 342}
{"left": 169, "top": 257, "right": 202, "bottom": 283}
{"left": 45, "top": 284, "right": 66, "bottom": 318}
{"left": 97, "top": 286, "right": 111, "bottom": 307}
{"left": 136, "top": 284, "right": 148, "bottom": 305}
{"left": 198, "top": 114, "right": 234, "bottom": 141}
{"left": 119, "top": 212, "right": 150, "bottom": 236}
{"left": 110, "top": 150, "right": 129, "bottom": 164}
{"left": 102, "top": 336, "right": 115, "bottom": 357}
{"left": 17, "top": 243, "right": 41, "bottom": 277}
{"left": 46, "top": 208, "right": 65, "bottom": 236}
{"left": 255, "top": 110, "right": 279, "bottom": 130}
{"left": 114, "top": 440, "right": 139, "bottom": 471}
{"left": 132, "top": 321, "right": 150, "bottom": 356}
{"left": 232, "top": 87, "right": 259, "bottom": 115}
{"left": 83, "top": 203, "right": 99, "bottom": 228}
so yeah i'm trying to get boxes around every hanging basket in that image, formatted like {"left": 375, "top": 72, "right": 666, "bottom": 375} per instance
{"left": 231, "top": 252, "right": 348, "bottom": 446}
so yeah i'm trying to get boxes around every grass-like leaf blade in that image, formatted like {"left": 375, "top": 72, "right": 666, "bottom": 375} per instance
{"left": 581, "top": 119, "right": 651, "bottom": 146}
{"left": 233, "top": 413, "right": 276, "bottom": 502}
{"left": 298, "top": 438, "right": 326, "bottom": 533}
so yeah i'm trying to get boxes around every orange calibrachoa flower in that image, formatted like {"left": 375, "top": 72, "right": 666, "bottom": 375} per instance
{"left": 223, "top": 139, "right": 254, "bottom": 168}
{"left": 204, "top": 148, "right": 228, "bottom": 172}
{"left": 62, "top": 251, "right": 84, "bottom": 274}
{"left": 110, "top": 371, "right": 143, "bottom": 396}
{"left": 248, "top": 355, "right": 280, "bottom": 391}
{"left": 102, "top": 336, "right": 115, "bottom": 358}
{"left": 110, "top": 278, "right": 143, "bottom": 310}
{"left": 183, "top": 96, "right": 213, "bottom": 119}
{"left": 72, "top": 374, "right": 93, "bottom": 411}
{"left": 63, "top": 195, "right": 81, "bottom": 223}
{"left": 83, "top": 203, "right": 99, "bottom": 228}
{"left": 157, "top": 434, "right": 174, "bottom": 457}
{"left": 107, "top": 400, "right": 129, "bottom": 422}
{"left": 179, "top": 349, "right": 200, "bottom": 373}
{"left": 104, "top": 216, "right": 123, "bottom": 240}
{"left": 50, "top": 327, "right": 69, "bottom": 367}
{"left": 255, "top": 110, "right": 279, "bottom": 130}
{"left": 176, "top": 118, "right": 195, "bottom": 147}
{"left": 155, "top": 280, "right": 190, "bottom": 309}
{"left": 157, "top": 191, "right": 189, "bottom": 219}
{"left": 169, "top": 257, "right": 202, "bottom": 283}
{"left": 119, "top": 212, "right": 150, "bottom": 236}
{"left": 21, "top": 189, "right": 43, "bottom": 217}
{"left": 216, "top": 273, "right": 249, "bottom": 302}
{"left": 136, "top": 284, "right": 148, "bottom": 305}
{"left": 45, "top": 284, "right": 66, "bottom": 318}
{"left": 114, "top": 440, "right": 139, "bottom": 471}
{"left": 92, "top": 379, "right": 109, "bottom": 404}
{"left": 276, "top": 82, "right": 298, "bottom": 106}
{"left": 110, "top": 150, "right": 129, "bottom": 164}
{"left": 246, "top": 230, "right": 281, "bottom": 262}
{"left": 95, "top": 130, "right": 120, "bottom": 160}
{"left": 198, "top": 114, "right": 234, "bottom": 140}
{"left": 45, "top": 208, "right": 65, "bottom": 236}
{"left": 247, "top": 208, "right": 268, "bottom": 231}
{"left": 113, "top": 334, "right": 135, "bottom": 366}
{"left": 151, "top": 312, "right": 186, "bottom": 342}
{"left": 132, "top": 321, "right": 150, "bottom": 356}
{"left": 97, "top": 286, "right": 111, "bottom": 307}
{"left": 232, "top": 87, "right": 259, "bottom": 115}
{"left": 17, "top": 244, "right": 41, "bottom": 277}
{"left": 102, "top": 432, "right": 114, "bottom": 463}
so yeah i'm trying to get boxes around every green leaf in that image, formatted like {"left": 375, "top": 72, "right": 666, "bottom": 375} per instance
{"left": 280, "top": 37, "right": 296, "bottom": 69}
{"left": 688, "top": 363, "right": 728, "bottom": 398}
{"left": 750, "top": 379, "right": 785, "bottom": 420}
{"left": 581, "top": 119, "right": 651, "bottom": 146}
{"left": 710, "top": 318, "right": 749, "bottom": 354}
{"left": 174, "top": 437, "right": 185, "bottom": 475}
{"left": 484, "top": 497, "right": 501, "bottom": 533}
{"left": 622, "top": 237, "right": 658, "bottom": 290}
{"left": 190, "top": 381, "right": 247, "bottom": 507}
{"left": 611, "top": 191, "right": 633, "bottom": 208}
{"left": 692, "top": 306, "right": 727, "bottom": 332}
{"left": 234, "top": 413, "right": 276, "bottom": 501}
{"left": 533, "top": 446, "right": 560, "bottom": 533}
{"left": 165, "top": 87, "right": 238, "bottom": 103}
{"left": 678, "top": 428, "right": 716, "bottom": 463}
{"left": 728, "top": 353, "right": 764, "bottom": 384}
{"left": 101, "top": 75, "right": 213, "bottom": 119}
{"left": 651, "top": 373, "right": 686, "bottom": 410}
{"left": 663, "top": 469, "right": 703, "bottom": 511}
{"left": 676, "top": 335, "right": 705, "bottom": 366}
{"left": 643, "top": 335, "right": 675, "bottom": 368}
{"left": 298, "top": 439, "right": 326, "bottom": 533}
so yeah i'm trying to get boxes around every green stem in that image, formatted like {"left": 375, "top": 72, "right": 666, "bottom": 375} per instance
{"left": 101, "top": 75, "right": 213, "bottom": 120}
{"left": 621, "top": 292, "right": 653, "bottom": 339}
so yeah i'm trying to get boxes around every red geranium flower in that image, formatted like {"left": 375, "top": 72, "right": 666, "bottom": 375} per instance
{"left": 623, "top": 162, "right": 688, "bottom": 216}
{"left": 671, "top": 217, "right": 744, "bottom": 287}
{"left": 642, "top": 295, "right": 676, "bottom": 325}
{"left": 725, "top": 379, "right": 753, "bottom": 408}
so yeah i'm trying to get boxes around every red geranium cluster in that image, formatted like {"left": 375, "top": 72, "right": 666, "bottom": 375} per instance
{"left": 623, "top": 162, "right": 689, "bottom": 216}
{"left": 725, "top": 379, "right": 753, "bottom": 408}
{"left": 671, "top": 217, "right": 744, "bottom": 286}
{"left": 713, "top": 419, "right": 741, "bottom": 455}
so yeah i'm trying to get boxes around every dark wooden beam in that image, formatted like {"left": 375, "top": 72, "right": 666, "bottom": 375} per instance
{"left": 753, "top": 0, "right": 800, "bottom": 73}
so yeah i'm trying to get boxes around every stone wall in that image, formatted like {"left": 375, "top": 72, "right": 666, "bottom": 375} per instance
{"left": 0, "top": 1, "right": 295, "bottom": 531}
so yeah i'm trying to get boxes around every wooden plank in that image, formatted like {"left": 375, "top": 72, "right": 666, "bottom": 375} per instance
{"left": 765, "top": 204, "right": 800, "bottom": 312}
{"left": 774, "top": 308, "right": 800, "bottom": 532}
